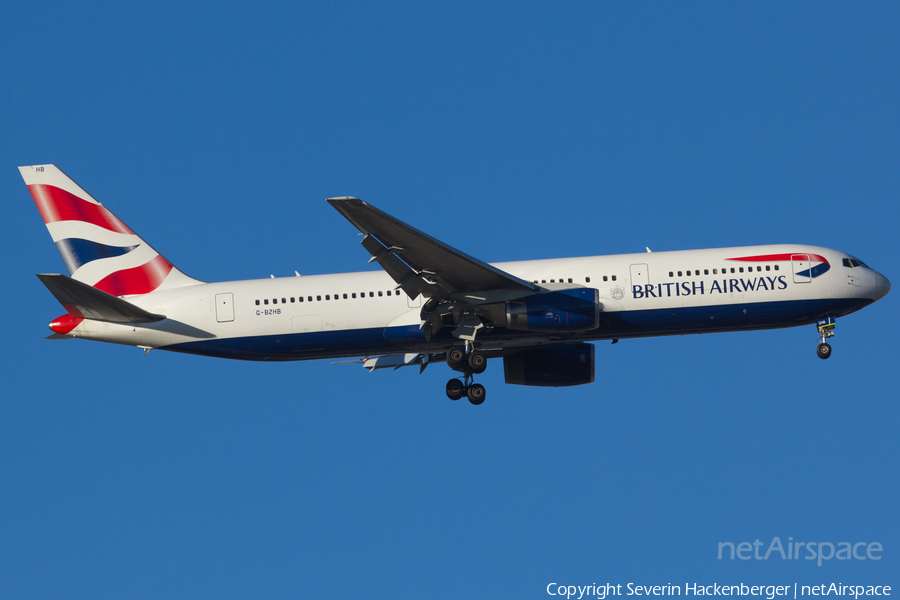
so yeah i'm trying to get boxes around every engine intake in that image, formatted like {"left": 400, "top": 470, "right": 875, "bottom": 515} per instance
{"left": 505, "top": 288, "right": 601, "bottom": 332}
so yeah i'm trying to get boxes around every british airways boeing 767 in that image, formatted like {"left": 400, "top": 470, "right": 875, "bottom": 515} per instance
{"left": 22, "top": 165, "right": 890, "bottom": 404}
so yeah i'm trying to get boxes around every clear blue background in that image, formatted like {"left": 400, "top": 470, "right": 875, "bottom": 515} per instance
{"left": 1, "top": 2, "right": 897, "bottom": 598}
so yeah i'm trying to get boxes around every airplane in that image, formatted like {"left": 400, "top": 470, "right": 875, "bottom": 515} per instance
{"left": 21, "top": 164, "right": 890, "bottom": 405}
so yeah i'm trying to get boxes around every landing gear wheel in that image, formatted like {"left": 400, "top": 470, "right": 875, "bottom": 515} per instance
{"left": 447, "top": 348, "right": 465, "bottom": 369}
{"left": 446, "top": 379, "right": 465, "bottom": 401}
{"left": 467, "top": 351, "right": 487, "bottom": 374}
{"left": 467, "top": 383, "right": 486, "bottom": 405}
{"left": 817, "top": 343, "right": 832, "bottom": 360}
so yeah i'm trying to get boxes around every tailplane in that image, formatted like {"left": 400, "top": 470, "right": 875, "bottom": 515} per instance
{"left": 20, "top": 164, "right": 201, "bottom": 297}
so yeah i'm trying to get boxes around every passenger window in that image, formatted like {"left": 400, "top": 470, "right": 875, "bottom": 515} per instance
{"left": 326, "top": 295, "right": 330, "bottom": 300}
{"left": 603, "top": 276, "right": 608, "bottom": 282}
{"left": 678, "top": 271, "right": 682, "bottom": 276}
{"left": 352, "top": 293, "right": 357, "bottom": 298}
{"left": 766, "top": 265, "right": 771, "bottom": 271}
{"left": 308, "top": 296, "right": 313, "bottom": 302}
{"left": 255, "top": 300, "right": 260, "bottom": 306}
{"left": 343, "top": 293, "right": 348, "bottom": 299}
{"left": 704, "top": 269, "right": 709, "bottom": 275}
{"left": 378, "top": 291, "right": 383, "bottom": 297}
{"left": 695, "top": 270, "right": 700, "bottom": 276}
{"left": 264, "top": 299, "right": 269, "bottom": 305}
{"left": 686, "top": 270, "right": 691, "bottom": 276}
{"left": 387, "top": 290, "right": 391, "bottom": 296}
{"left": 541, "top": 280, "right": 546, "bottom": 284}
{"left": 739, "top": 268, "right": 744, "bottom": 273}
{"left": 369, "top": 292, "right": 374, "bottom": 297}
{"left": 568, "top": 278, "right": 573, "bottom": 283}
{"left": 730, "top": 268, "right": 735, "bottom": 273}
{"left": 290, "top": 297, "right": 295, "bottom": 303}
{"left": 316, "top": 295, "right": 321, "bottom": 301}
{"left": 586, "top": 277, "right": 591, "bottom": 283}
{"left": 282, "top": 298, "right": 286, "bottom": 303}
{"left": 299, "top": 297, "right": 304, "bottom": 302}
{"left": 774, "top": 265, "right": 779, "bottom": 271}
{"left": 713, "top": 269, "right": 718, "bottom": 274}
{"left": 669, "top": 272, "right": 673, "bottom": 277}
{"left": 550, "top": 279, "right": 555, "bottom": 283}
{"left": 612, "top": 275, "right": 616, "bottom": 281}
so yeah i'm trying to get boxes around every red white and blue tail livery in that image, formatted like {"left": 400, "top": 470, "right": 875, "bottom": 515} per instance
{"left": 21, "top": 165, "right": 891, "bottom": 405}
{"left": 21, "top": 165, "right": 200, "bottom": 296}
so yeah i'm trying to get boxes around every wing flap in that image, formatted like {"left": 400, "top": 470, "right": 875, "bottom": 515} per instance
{"left": 37, "top": 273, "right": 166, "bottom": 324}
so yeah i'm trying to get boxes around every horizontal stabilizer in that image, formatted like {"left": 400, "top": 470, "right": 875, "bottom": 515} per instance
{"left": 37, "top": 273, "right": 166, "bottom": 324}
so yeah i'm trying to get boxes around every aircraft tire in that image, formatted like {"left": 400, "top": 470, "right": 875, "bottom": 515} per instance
{"left": 447, "top": 348, "right": 466, "bottom": 369}
{"left": 467, "top": 351, "right": 487, "bottom": 374}
{"left": 446, "top": 379, "right": 465, "bottom": 401}
{"left": 817, "top": 343, "right": 832, "bottom": 360}
{"left": 467, "top": 384, "right": 486, "bottom": 405}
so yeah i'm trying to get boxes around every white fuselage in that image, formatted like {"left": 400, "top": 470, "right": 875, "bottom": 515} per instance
{"left": 61, "top": 244, "right": 888, "bottom": 361}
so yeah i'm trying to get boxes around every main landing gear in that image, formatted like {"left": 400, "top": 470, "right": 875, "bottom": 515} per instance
{"left": 816, "top": 316, "right": 836, "bottom": 360}
{"left": 445, "top": 343, "right": 487, "bottom": 405}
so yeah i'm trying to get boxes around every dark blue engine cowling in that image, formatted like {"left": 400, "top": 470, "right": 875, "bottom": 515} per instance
{"left": 503, "top": 343, "right": 595, "bottom": 387}
{"left": 505, "top": 288, "right": 600, "bottom": 331}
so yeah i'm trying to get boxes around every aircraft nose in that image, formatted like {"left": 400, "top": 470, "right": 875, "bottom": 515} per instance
{"left": 875, "top": 272, "right": 891, "bottom": 301}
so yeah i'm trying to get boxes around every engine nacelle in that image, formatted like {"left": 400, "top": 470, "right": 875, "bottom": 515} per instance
{"left": 503, "top": 343, "right": 595, "bottom": 387}
{"left": 505, "top": 288, "right": 600, "bottom": 332}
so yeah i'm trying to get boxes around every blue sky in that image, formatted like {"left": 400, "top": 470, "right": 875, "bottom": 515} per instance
{"left": 1, "top": 2, "right": 897, "bottom": 598}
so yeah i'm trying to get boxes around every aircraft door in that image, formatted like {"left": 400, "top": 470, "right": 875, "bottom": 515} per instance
{"left": 630, "top": 263, "right": 649, "bottom": 286}
{"left": 215, "top": 293, "right": 235, "bottom": 322}
{"left": 792, "top": 254, "right": 811, "bottom": 283}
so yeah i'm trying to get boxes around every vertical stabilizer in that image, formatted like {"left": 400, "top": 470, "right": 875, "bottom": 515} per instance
{"left": 20, "top": 165, "right": 201, "bottom": 296}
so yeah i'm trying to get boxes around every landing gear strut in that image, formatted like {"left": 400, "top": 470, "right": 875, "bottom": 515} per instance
{"left": 444, "top": 343, "right": 488, "bottom": 404}
{"left": 816, "top": 316, "right": 835, "bottom": 360}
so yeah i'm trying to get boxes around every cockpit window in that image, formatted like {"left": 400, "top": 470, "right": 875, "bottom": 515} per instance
{"left": 843, "top": 258, "right": 872, "bottom": 269}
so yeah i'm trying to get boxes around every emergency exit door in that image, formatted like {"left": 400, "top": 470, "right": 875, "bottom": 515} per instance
{"left": 630, "top": 263, "right": 649, "bottom": 285}
{"left": 791, "top": 254, "right": 811, "bottom": 284}
{"left": 215, "top": 293, "right": 235, "bottom": 322}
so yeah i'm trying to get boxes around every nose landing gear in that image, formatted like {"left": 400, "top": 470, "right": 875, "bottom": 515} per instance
{"left": 445, "top": 343, "right": 488, "bottom": 404}
{"left": 816, "top": 316, "right": 836, "bottom": 360}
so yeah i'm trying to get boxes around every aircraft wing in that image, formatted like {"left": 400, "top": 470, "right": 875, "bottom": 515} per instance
{"left": 327, "top": 197, "right": 539, "bottom": 301}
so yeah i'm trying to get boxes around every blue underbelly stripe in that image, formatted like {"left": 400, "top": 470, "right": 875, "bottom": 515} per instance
{"left": 162, "top": 297, "right": 872, "bottom": 361}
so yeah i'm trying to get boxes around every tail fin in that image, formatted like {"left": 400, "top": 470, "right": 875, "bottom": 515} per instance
{"left": 20, "top": 165, "right": 201, "bottom": 297}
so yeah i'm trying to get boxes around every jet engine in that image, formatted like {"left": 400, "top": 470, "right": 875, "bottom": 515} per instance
{"left": 503, "top": 343, "right": 595, "bottom": 387}
{"left": 505, "top": 288, "right": 601, "bottom": 332}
